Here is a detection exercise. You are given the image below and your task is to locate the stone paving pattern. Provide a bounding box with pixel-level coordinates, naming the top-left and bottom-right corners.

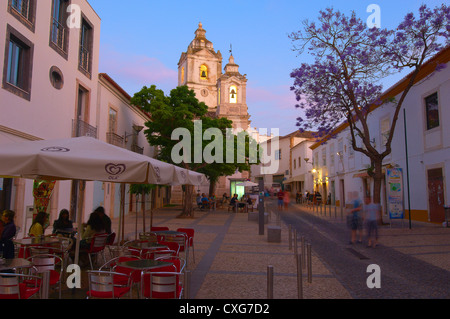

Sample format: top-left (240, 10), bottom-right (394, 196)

top-left (54, 201), bottom-right (449, 299)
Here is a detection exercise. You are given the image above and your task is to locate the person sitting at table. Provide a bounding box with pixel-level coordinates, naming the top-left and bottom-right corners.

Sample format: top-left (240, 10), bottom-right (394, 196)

top-left (52, 209), bottom-right (73, 236)
top-left (0, 210), bottom-right (17, 259)
top-left (80, 212), bottom-right (106, 249)
top-left (93, 206), bottom-right (112, 234)
top-left (196, 193), bottom-right (203, 209)
top-left (201, 193), bottom-right (210, 210)
top-left (229, 194), bottom-right (245, 211)
top-left (28, 211), bottom-right (48, 237)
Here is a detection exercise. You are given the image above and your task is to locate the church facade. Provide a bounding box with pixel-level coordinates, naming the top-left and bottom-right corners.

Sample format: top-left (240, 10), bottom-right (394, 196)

top-left (178, 23), bottom-right (251, 132)
top-left (175, 23), bottom-right (253, 199)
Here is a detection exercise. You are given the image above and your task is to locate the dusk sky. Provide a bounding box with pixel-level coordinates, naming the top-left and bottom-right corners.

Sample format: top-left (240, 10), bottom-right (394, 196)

top-left (89, 0), bottom-right (445, 136)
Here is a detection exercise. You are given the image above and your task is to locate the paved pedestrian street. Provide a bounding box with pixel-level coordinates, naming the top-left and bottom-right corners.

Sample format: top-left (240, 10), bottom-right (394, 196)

top-left (54, 199), bottom-right (449, 300)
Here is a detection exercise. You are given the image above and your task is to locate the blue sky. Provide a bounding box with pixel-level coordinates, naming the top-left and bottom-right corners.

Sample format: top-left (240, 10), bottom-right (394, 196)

top-left (89, 0), bottom-right (445, 136)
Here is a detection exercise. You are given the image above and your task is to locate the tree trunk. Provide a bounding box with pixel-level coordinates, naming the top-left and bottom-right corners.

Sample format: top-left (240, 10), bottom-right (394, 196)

top-left (372, 158), bottom-right (384, 224)
top-left (182, 185), bottom-right (194, 218)
top-left (209, 180), bottom-right (216, 197)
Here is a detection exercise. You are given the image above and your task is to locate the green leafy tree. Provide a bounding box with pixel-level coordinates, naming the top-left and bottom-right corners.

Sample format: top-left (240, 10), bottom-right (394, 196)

top-left (131, 85), bottom-right (259, 217)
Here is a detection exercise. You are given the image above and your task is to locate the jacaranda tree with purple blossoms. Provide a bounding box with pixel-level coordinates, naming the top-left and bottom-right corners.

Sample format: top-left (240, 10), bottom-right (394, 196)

top-left (290, 5), bottom-right (449, 213)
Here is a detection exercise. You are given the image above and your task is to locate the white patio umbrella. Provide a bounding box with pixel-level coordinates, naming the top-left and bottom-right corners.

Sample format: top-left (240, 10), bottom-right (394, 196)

top-left (236, 181), bottom-right (259, 187)
top-left (172, 165), bottom-right (208, 186)
top-left (0, 136), bottom-right (204, 264)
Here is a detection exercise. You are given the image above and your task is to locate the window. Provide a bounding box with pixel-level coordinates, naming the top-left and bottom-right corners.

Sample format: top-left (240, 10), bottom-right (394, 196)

top-left (50, 0), bottom-right (70, 58)
top-left (294, 159), bottom-right (297, 169)
top-left (49, 66), bottom-right (64, 89)
top-left (322, 148), bottom-right (327, 166)
top-left (425, 92), bottom-right (439, 130)
top-left (8, 0), bottom-right (36, 32)
top-left (275, 149), bottom-right (282, 161)
top-left (79, 16), bottom-right (93, 78)
top-left (200, 65), bottom-right (208, 80)
top-left (2, 25), bottom-right (34, 100)
top-left (229, 85), bottom-right (237, 104)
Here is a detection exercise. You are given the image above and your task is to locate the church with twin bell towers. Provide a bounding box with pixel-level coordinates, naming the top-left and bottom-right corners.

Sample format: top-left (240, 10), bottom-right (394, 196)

top-left (175, 22), bottom-right (252, 198)
top-left (178, 23), bottom-right (251, 131)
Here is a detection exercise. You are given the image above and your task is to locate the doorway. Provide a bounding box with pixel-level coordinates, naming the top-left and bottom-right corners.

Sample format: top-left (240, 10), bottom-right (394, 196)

top-left (427, 168), bottom-right (445, 223)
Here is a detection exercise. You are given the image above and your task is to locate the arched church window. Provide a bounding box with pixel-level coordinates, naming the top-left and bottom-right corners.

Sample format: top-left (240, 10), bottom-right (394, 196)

top-left (200, 65), bottom-right (208, 80)
top-left (229, 85), bottom-right (237, 104)
top-left (181, 67), bottom-right (185, 83)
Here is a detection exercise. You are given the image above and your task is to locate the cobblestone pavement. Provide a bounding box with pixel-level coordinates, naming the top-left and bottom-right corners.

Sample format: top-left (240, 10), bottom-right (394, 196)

top-left (53, 199), bottom-right (449, 300)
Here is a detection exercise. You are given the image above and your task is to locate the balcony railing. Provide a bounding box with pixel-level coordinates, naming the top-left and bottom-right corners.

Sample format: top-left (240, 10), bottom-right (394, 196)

top-left (51, 18), bottom-right (66, 51)
top-left (131, 144), bottom-right (144, 154)
top-left (72, 119), bottom-right (97, 138)
top-left (79, 47), bottom-right (90, 75)
top-left (106, 132), bottom-right (124, 148)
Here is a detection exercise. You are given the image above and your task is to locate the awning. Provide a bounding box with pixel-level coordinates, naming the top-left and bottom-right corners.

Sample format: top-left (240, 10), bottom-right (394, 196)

top-left (284, 175), bottom-right (305, 184)
top-left (353, 172), bottom-right (370, 178)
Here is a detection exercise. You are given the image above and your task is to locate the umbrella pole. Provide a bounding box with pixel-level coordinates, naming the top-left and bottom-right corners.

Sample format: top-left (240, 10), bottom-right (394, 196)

top-left (74, 180), bottom-right (85, 266)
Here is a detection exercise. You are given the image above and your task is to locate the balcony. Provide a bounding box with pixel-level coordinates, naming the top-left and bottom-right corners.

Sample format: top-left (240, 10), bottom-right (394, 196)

top-left (131, 143), bottom-right (144, 154)
top-left (72, 119), bottom-right (97, 138)
top-left (106, 132), bottom-right (124, 148)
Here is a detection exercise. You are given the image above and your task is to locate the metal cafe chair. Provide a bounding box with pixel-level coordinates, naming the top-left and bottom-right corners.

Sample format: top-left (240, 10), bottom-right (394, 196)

top-left (26, 253), bottom-right (64, 299)
top-left (0, 272), bottom-right (42, 299)
top-left (85, 233), bottom-right (109, 269)
top-left (140, 266), bottom-right (183, 299)
top-left (86, 270), bottom-right (132, 299)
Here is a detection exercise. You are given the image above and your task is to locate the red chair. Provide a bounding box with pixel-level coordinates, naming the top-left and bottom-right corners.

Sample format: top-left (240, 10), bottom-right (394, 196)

top-left (86, 270), bottom-right (132, 299)
top-left (155, 256), bottom-right (186, 273)
top-left (106, 232), bottom-right (116, 246)
top-left (26, 254), bottom-right (63, 299)
top-left (0, 273), bottom-right (41, 299)
top-left (158, 241), bottom-right (180, 256)
top-left (177, 228), bottom-right (195, 264)
top-left (85, 233), bottom-right (109, 269)
top-left (140, 264), bottom-right (183, 299)
top-left (142, 248), bottom-right (177, 260)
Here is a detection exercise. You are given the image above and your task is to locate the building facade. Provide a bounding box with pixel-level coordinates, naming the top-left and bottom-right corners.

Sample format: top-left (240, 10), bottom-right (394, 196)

top-left (0, 1), bottom-right (166, 238)
top-left (251, 130), bottom-right (315, 194)
top-left (310, 47), bottom-right (450, 224)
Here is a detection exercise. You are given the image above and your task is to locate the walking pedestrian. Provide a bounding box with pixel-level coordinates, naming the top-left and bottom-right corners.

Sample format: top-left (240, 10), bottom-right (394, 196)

top-left (277, 189), bottom-right (284, 210)
top-left (348, 192), bottom-right (363, 244)
top-left (364, 196), bottom-right (381, 248)
top-left (283, 191), bottom-right (290, 209)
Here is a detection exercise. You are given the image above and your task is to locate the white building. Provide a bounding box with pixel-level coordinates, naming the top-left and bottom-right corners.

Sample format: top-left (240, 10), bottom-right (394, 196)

top-left (310, 46), bottom-right (450, 224)
top-left (251, 130), bottom-right (315, 194)
top-left (0, 0), bottom-right (101, 237)
top-left (0, 1), bottom-right (165, 238)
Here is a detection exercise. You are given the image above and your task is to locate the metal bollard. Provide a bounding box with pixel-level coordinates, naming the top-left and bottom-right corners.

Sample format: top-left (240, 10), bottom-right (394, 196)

top-left (294, 229), bottom-right (298, 257)
top-left (289, 225), bottom-right (292, 251)
top-left (307, 243), bottom-right (312, 283)
top-left (297, 254), bottom-right (303, 299)
top-left (267, 266), bottom-right (274, 299)
top-left (301, 236), bottom-right (306, 269)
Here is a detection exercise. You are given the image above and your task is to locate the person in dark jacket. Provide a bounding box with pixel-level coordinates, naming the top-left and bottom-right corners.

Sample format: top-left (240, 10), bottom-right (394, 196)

top-left (0, 210), bottom-right (17, 259)
top-left (52, 209), bottom-right (74, 235)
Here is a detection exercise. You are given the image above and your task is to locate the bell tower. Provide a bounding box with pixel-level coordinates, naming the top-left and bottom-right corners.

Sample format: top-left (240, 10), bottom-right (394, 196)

top-left (217, 54), bottom-right (250, 131)
top-left (178, 22), bottom-right (222, 112)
